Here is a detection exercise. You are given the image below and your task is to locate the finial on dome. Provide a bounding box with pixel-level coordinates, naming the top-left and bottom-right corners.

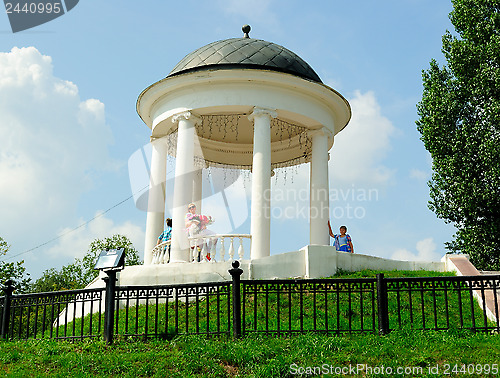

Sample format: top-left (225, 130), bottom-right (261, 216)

top-left (242, 25), bottom-right (251, 38)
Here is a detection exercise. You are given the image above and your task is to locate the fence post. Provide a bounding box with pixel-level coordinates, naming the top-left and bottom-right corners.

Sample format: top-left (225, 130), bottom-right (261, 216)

top-left (103, 270), bottom-right (117, 344)
top-left (1, 280), bottom-right (15, 339)
top-left (228, 260), bottom-right (243, 338)
top-left (376, 273), bottom-right (390, 335)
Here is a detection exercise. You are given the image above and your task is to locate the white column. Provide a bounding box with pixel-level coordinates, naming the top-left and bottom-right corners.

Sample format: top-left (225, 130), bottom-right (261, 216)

top-left (144, 137), bottom-right (167, 265)
top-left (310, 129), bottom-right (331, 246)
top-left (170, 111), bottom-right (201, 262)
top-left (249, 107), bottom-right (277, 259)
top-left (192, 168), bottom-right (202, 213)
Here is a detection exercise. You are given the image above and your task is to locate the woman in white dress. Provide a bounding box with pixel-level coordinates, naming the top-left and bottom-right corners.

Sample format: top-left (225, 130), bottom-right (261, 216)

top-left (185, 203), bottom-right (217, 261)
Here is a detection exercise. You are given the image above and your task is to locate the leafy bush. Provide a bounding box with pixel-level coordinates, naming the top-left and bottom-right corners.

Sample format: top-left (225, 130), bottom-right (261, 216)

top-left (31, 234), bottom-right (142, 292)
top-left (0, 237), bottom-right (31, 293)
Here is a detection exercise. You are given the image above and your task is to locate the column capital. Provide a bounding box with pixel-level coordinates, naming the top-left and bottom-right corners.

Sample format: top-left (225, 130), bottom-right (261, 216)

top-left (308, 126), bottom-right (333, 139)
top-left (172, 111), bottom-right (202, 126)
top-left (150, 135), bottom-right (169, 144)
top-left (248, 107), bottom-right (278, 122)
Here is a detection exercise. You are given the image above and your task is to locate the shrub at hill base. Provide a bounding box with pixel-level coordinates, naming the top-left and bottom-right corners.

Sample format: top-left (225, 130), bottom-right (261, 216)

top-left (0, 237), bottom-right (31, 294)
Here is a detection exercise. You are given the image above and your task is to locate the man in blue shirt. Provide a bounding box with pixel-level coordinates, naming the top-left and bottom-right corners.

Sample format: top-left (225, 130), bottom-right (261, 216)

top-left (157, 218), bottom-right (172, 244)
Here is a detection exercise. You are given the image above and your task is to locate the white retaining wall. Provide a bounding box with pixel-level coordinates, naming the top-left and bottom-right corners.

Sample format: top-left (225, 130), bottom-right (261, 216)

top-left (88, 245), bottom-right (446, 288)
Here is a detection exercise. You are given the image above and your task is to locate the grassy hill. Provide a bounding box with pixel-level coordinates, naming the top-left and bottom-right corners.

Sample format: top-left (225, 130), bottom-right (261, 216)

top-left (0, 330), bottom-right (499, 377)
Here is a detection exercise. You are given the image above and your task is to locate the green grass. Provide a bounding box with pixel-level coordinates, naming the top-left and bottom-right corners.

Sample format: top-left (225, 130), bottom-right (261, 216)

top-left (0, 330), bottom-right (499, 377)
top-left (332, 268), bottom-right (456, 278)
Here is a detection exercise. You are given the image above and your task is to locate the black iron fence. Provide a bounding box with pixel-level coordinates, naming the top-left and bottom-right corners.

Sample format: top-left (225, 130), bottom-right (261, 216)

top-left (0, 262), bottom-right (499, 343)
top-left (0, 284), bottom-right (104, 341)
top-left (0, 279), bottom-right (231, 343)
top-left (113, 282), bottom-right (231, 340)
top-left (239, 273), bottom-right (500, 337)
top-left (241, 277), bottom-right (377, 336)
top-left (384, 275), bottom-right (499, 333)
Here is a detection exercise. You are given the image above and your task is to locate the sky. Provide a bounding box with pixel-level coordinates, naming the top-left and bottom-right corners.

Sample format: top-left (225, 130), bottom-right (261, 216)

top-left (0, 0), bottom-right (458, 280)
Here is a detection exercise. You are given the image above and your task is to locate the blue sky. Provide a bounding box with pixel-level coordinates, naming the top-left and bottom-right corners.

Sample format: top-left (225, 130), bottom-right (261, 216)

top-left (0, 0), bottom-right (457, 279)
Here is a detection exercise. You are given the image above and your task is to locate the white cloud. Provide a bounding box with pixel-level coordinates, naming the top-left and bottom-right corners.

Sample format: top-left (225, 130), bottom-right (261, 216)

top-left (0, 47), bottom-right (117, 267)
top-left (410, 151), bottom-right (433, 181)
top-left (329, 90), bottom-right (396, 185)
top-left (391, 237), bottom-right (443, 262)
top-left (47, 212), bottom-right (145, 260)
top-left (410, 168), bottom-right (428, 181)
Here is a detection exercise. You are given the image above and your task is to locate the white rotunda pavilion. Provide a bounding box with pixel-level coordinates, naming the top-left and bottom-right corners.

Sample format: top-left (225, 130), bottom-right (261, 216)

top-left (137, 26), bottom-right (351, 267)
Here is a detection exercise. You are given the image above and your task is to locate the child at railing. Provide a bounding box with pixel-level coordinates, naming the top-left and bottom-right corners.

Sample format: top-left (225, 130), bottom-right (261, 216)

top-left (328, 221), bottom-right (354, 253)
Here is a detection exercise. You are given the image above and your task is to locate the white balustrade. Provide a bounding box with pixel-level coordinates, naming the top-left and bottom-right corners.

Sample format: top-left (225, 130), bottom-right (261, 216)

top-left (228, 238), bottom-right (235, 261)
top-left (188, 234), bottom-right (251, 263)
top-left (151, 241), bottom-right (171, 264)
top-left (151, 235), bottom-right (251, 264)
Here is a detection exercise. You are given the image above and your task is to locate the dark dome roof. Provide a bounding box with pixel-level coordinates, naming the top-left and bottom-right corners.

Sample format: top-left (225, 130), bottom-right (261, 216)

top-left (168, 38), bottom-right (322, 83)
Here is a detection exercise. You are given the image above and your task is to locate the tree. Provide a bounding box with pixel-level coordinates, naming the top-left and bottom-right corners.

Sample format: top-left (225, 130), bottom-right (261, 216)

top-left (80, 234), bottom-right (142, 285)
top-left (416, 0), bottom-right (500, 270)
top-left (0, 237), bottom-right (31, 293)
top-left (32, 234), bottom-right (143, 292)
top-left (29, 264), bottom-right (86, 293)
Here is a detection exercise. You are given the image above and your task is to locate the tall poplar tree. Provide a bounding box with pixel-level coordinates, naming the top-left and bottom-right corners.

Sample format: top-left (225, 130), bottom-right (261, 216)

top-left (416, 0), bottom-right (500, 270)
